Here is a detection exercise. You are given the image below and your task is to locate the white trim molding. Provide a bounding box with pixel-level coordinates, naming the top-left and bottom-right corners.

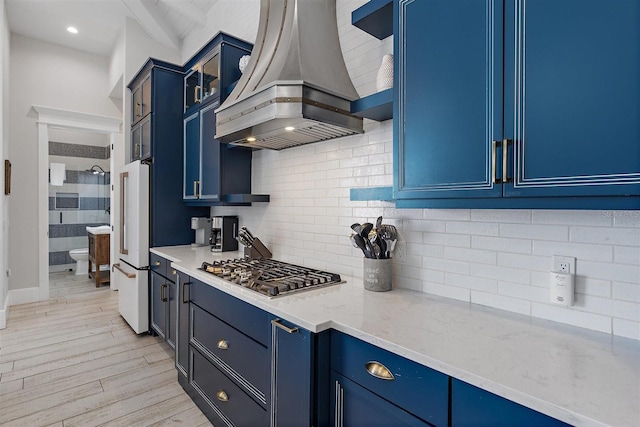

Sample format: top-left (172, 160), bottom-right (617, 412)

top-left (32, 105), bottom-right (122, 303)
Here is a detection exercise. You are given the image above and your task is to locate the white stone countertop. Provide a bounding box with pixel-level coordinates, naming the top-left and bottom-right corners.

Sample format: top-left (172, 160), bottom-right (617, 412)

top-left (151, 245), bottom-right (640, 427)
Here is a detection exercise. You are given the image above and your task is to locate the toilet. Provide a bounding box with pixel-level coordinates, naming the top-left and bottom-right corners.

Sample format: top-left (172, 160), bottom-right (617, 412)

top-left (69, 248), bottom-right (89, 275)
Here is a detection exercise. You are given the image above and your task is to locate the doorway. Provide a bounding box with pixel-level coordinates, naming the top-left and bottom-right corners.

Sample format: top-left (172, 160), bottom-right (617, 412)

top-left (33, 105), bottom-right (122, 301)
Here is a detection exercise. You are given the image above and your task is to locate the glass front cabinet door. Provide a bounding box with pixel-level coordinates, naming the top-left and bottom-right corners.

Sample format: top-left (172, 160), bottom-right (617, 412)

top-left (184, 51), bottom-right (220, 113)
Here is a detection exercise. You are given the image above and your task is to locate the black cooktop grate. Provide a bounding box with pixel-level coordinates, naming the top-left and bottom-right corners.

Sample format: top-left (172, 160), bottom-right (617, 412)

top-left (199, 258), bottom-right (343, 297)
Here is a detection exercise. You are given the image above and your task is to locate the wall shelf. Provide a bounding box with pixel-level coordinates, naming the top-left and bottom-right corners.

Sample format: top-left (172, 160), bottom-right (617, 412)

top-left (350, 89), bottom-right (393, 121)
top-left (352, 0), bottom-right (393, 40)
top-left (350, 186), bottom-right (394, 202)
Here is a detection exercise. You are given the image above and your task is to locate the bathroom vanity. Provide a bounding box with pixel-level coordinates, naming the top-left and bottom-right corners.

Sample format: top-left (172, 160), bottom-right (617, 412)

top-left (88, 231), bottom-right (110, 287)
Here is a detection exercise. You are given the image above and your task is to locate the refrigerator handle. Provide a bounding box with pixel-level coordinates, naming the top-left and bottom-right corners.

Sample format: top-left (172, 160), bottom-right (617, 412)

top-left (113, 263), bottom-right (136, 278)
top-left (119, 172), bottom-right (129, 255)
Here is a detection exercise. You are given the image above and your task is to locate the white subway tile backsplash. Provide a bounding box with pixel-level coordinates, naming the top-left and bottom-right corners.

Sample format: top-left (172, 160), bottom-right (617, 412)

top-left (500, 223), bottom-right (569, 242)
top-left (498, 282), bottom-right (548, 303)
top-left (612, 319), bottom-right (640, 341)
top-left (446, 221), bottom-right (500, 236)
top-left (470, 264), bottom-right (530, 285)
top-left (574, 277), bottom-right (612, 298)
top-left (614, 246), bottom-right (640, 265)
top-left (471, 210), bottom-right (531, 224)
top-left (423, 282), bottom-right (471, 302)
top-left (446, 273), bottom-right (497, 293)
top-left (577, 261), bottom-right (640, 284)
top-left (612, 282), bottom-right (640, 303)
top-left (531, 210), bottom-right (613, 226)
top-left (444, 247), bottom-right (497, 265)
top-left (210, 1), bottom-right (639, 340)
top-left (570, 226), bottom-right (640, 246)
top-left (471, 236), bottom-right (532, 254)
top-left (531, 304), bottom-right (612, 334)
top-left (471, 291), bottom-right (532, 316)
top-left (532, 240), bottom-right (613, 263)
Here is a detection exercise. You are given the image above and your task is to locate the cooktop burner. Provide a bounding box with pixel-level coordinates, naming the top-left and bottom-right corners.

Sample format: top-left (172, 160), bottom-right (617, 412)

top-left (199, 258), bottom-right (344, 297)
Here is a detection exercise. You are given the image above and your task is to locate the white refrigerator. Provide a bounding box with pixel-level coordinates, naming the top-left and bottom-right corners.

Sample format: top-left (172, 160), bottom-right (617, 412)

top-left (113, 160), bottom-right (150, 334)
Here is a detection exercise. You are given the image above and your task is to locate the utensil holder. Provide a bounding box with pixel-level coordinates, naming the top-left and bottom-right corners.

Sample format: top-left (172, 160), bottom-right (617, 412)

top-left (363, 258), bottom-right (392, 292)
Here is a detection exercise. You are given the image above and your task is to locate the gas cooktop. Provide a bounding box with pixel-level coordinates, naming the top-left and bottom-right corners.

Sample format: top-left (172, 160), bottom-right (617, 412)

top-left (199, 258), bottom-right (344, 297)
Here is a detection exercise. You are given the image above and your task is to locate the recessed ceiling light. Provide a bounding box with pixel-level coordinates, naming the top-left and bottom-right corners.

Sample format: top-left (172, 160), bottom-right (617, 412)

top-left (67, 27), bottom-right (78, 34)
top-left (285, 126), bottom-right (295, 131)
top-left (247, 137), bottom-right (256, 142)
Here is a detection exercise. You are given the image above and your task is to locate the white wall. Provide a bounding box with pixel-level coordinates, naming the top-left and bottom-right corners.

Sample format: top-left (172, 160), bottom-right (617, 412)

top-left (0, 0), bottom-right (8, 328)
top-left (181, 0), bottom-right (260, 63)
top-left (203, 0), bottom-right (639, 340)
top-left (8, 34), bottom-right (121, 293)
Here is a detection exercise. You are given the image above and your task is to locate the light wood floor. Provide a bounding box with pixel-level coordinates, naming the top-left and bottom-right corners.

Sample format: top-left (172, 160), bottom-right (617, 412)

top-left (0, 271), bottom-right (212, 427)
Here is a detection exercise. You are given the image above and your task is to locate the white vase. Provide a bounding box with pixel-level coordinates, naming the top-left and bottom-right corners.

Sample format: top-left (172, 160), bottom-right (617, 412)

top-left (376, 54), bottom-right (394, 92)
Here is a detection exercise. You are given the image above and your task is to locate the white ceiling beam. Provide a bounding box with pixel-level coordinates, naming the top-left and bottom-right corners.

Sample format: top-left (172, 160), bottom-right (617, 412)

top-left (159, 0), bottom-right (207, 27)
top-left (122, 0), bottom-right (181, 49)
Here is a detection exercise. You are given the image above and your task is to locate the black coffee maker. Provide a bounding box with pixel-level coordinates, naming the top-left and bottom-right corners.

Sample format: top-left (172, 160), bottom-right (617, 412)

top-left (210, 216), bottom-right (239, 252)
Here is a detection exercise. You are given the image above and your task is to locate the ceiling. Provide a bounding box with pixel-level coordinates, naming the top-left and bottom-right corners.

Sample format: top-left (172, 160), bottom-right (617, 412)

top-left (6, 0), bottom-right (217, 57)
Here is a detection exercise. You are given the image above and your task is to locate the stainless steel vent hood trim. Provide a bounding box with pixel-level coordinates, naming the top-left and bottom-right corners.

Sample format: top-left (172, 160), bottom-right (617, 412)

top-left (215, 0), bottom-right (363, 150)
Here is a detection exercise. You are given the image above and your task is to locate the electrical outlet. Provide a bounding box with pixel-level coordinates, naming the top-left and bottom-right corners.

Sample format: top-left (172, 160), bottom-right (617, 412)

top-left (552, 255), bottom-right (575, 274)
top-left (395, 241), bottom-right (407, 263)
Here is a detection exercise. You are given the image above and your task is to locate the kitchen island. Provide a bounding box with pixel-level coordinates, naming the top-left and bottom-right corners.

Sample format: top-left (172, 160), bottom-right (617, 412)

top-left (151, 245), bottom-right (639, 427)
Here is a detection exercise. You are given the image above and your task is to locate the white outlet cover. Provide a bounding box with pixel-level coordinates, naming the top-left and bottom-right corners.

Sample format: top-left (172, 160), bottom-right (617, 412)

top-left (552, 255), bottom-right (576, 275)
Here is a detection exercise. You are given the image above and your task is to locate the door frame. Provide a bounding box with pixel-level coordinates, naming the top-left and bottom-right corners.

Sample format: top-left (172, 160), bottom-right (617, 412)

top-left (33, 105), bottom-right (122, 301)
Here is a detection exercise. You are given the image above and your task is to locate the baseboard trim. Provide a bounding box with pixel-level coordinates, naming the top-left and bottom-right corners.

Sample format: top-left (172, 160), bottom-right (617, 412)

top-left (8, 286), bottom-right (40, 306)
top-left (0, 294), bottom-right (8, 329)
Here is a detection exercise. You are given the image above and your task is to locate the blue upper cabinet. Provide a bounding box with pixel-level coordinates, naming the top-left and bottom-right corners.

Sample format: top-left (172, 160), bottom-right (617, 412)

top-left (394, 0), bottom-right (503, 200)
top-left (502, 0), bottom-right (640, 199)
top-left (394, 0), bottom-right (640, 209)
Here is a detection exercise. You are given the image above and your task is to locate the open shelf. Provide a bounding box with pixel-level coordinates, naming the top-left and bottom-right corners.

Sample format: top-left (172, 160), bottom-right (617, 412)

top-left (351, 88), bottom-right (393, 121)
top-left (352, 0), bottom-right (393, 40)
top-left (350, 186), bottom-right (394, 201)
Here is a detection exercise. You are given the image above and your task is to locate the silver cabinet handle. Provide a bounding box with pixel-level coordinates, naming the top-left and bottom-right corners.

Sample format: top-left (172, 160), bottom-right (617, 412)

top-left (217, 340), bottom-right (229, 350)
top-left (154, 261), bottom-right (161, 266)
top-left (271, 318), bottom-right (298, 334)
top-left (365, 361), bottom-right (394, 380)
top-left (502, 138), bottom-right (512, 183)
top-left (492, 140), bottom-right (499, 184)
top-left (171, 269), bottom-right (176, 276)
top-left (161, 284), bottom-right (168, 302)
top-left (216, 390), bottom-right (228, 402)
top-left (182, 282), bottom-right (190, 304)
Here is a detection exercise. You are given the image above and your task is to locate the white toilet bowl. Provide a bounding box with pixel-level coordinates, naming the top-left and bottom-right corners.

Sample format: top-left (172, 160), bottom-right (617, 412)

top-left (69, 248), bottom-right (89, 275)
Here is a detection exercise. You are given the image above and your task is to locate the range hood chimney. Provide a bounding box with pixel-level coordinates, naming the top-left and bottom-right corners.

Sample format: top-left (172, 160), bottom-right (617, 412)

top-left (215, 0), bottom-right (364, 150)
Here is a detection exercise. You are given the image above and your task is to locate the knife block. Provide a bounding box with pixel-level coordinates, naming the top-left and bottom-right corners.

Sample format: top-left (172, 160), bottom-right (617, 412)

top-left (244, 237), bottom-right (272, 260)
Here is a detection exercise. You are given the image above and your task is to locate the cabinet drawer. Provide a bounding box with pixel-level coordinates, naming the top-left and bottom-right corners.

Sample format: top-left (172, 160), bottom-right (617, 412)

top-left (191, 279), bottom-right (270, 346)
top-left (191, 347), bottom-right (268, 426)
top-left (191, 303), bottom-right (269, 402)
top-left (331, 331), bottom-right (449, 427)
top-left (149, 253), bottom-right (168, 279)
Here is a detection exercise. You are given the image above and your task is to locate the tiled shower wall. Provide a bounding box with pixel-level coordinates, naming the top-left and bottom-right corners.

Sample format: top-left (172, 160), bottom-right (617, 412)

top-left (48, 141), bottom-right (110, 272)
top-left (208, 0), bottom-right (639, 340)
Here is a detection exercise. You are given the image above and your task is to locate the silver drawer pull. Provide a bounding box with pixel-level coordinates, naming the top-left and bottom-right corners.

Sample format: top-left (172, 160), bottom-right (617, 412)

top-left (217, 340), bottom-right (229, 350)
top-left (171, 269), bottom-right (176, 276)
top-left (271, 318), bottom-right (299, 334)
top-left (154, 261), bottom-right (161, 266)
top-left (216, 390), bottom-right (229, 402)
top-left (365, 361), bottom-right (395, 380)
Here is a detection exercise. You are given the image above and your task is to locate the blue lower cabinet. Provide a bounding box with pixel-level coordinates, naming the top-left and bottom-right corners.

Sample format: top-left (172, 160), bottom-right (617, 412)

top-left (331, 331), bottom-right (449, 426)
top-left (270, 317), bottom-right (316, 427)
top-left (451, 379), bottom-right (570, 427)
top-left (149, 269), bottom-right (175, 349)
top-left (331, 372), bottom-right (430, 426)
top-left (190, 347), bottom-right (268, 426)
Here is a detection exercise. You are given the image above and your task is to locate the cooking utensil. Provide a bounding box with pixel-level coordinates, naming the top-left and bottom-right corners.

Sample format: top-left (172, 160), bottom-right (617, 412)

top-left (379, 224), bottom-right (398, 258)
top-left (351, 223), bottom-right (362, 235)
top-left (375, 216), bottom-right (383, 231)
top-left (353, 234), bottom-right (372, 258)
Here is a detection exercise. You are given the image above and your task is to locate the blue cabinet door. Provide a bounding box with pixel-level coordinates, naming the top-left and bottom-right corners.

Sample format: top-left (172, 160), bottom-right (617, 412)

top-left (503, 0), bottom-right (640, 198)
top-left (150, 271), bottom-right (167, 340)
top-left (451, 379), bottom-right (570, 427)
top-left (271, 317), bottom-right (314, 427)
top-left (176, 271), bottom-right (190, 381)
top-left (183, 113), bottom-right (200, 200)
top-left (394, 0), bottom-right (504, 200)
top-left (331, 372), bottom-right (430, 426)
top-left (198, 101), bottom-right (222, 201)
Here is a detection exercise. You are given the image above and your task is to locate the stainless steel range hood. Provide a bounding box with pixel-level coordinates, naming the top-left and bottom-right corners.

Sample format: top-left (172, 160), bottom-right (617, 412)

top-left (214, 0), bottom-right (364, 150)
